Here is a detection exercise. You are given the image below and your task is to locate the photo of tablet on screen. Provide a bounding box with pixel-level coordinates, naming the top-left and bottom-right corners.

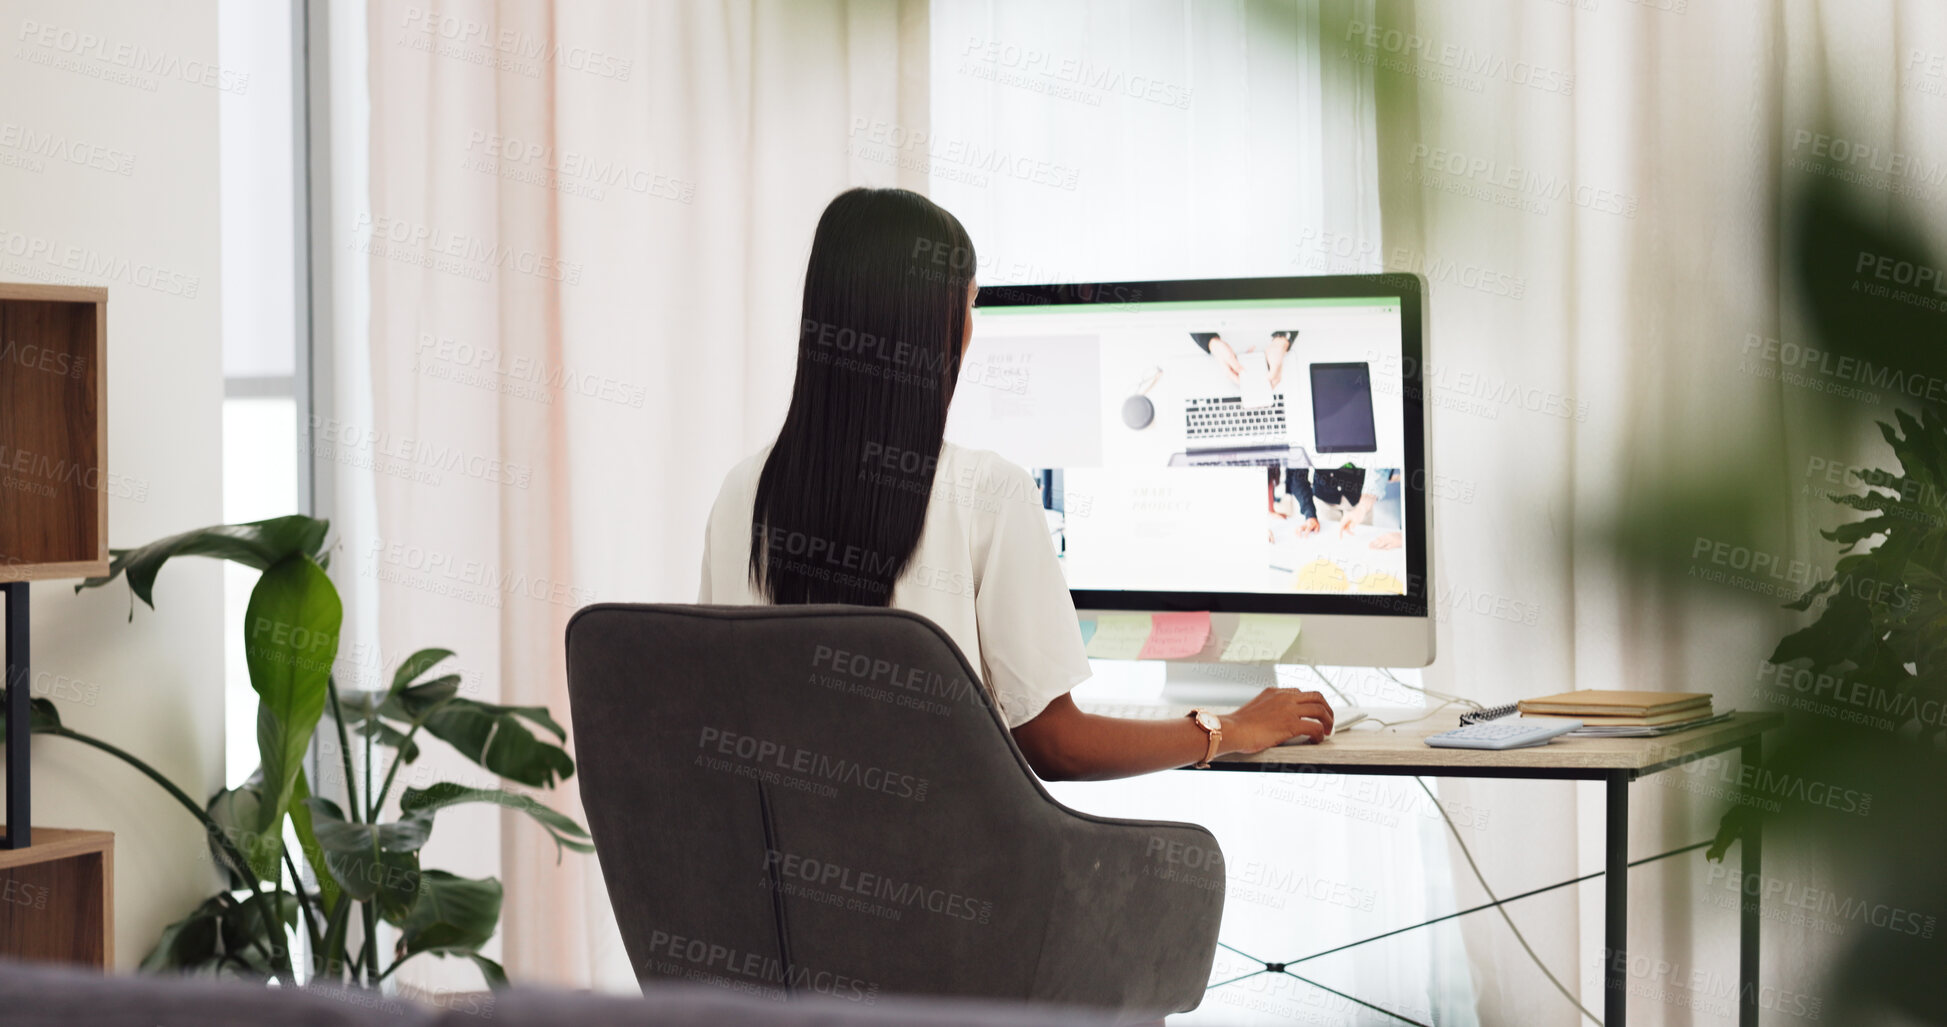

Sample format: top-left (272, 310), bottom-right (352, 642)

top-left (1310, 362), bottom-right (1377, 453)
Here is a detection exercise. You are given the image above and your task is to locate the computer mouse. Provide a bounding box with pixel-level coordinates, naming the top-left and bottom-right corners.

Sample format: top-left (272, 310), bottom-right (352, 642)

top-left (1122, 394), bottom-right (1154, 429)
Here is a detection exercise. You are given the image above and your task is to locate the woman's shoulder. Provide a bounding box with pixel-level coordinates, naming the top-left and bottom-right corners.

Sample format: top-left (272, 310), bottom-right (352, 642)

top-left (709, 445), bottom-right (774, 514)
top-left (935, 442), bottom-right (1041, 519)
top-left (937, 441), bottom-right (1029, 479)
top-left (727, 444), bottom-right (773, 482)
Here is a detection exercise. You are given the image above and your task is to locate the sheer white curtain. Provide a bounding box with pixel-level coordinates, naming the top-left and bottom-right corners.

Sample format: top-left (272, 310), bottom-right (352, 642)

top-left (1368, 0), bottom-right (1947, 1023)
top-left (358, 0), bottom-right (928, 993)
top-left (928, 3), bottom-right (1469, 1025)
top-left (931, 0), bottom-right (1380, 286)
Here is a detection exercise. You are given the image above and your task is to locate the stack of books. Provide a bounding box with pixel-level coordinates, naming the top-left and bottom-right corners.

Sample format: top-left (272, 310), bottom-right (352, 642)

top-left (1517, 690), bottom-right (1728, 737)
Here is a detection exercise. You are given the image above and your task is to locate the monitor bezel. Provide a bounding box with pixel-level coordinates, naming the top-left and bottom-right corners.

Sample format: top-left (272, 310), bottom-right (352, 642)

top-left (972, 273), bottom-right (1429, 618)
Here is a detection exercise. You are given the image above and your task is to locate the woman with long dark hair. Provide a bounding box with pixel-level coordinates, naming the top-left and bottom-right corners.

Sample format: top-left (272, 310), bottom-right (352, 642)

top-left (699, 188), bottom-right (1333, 779)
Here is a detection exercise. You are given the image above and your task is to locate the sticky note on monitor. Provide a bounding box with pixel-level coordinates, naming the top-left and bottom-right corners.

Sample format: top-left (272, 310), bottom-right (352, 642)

top-left (1220, 614), bottom-right (1301, 662)
top-left (1084, 613), bottom-right (1152, 659)
top-left (1139, 611), bottom-right (1211, 659)
top-left (1078, 619), bottom-right (1098, 647)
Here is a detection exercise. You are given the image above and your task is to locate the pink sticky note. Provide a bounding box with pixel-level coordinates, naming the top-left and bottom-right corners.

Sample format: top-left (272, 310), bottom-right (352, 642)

top-left (1139, 611), bottom-right (1211, 660)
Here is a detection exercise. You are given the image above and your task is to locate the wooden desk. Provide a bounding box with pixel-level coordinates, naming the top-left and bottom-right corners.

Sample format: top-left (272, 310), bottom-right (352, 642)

top-left (1197, 712), bottom-right (1783, 1027)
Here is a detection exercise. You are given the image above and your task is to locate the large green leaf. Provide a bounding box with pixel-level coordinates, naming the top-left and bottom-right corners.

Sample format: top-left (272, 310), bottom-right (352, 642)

top-left (75, 515), bottom-right (330, 612)
top-left (398, 870), bottom-right (501, 959)
top-left (399, 783), bottom-right (594, 857)
top-left (382, 680), bottom-right (573, 788)
top-left (418, 701), bottom-right (574, 787)
top-left (242, 555), bottom-right (343, 880)
top-left (304, 796), bottom-right (429, 919)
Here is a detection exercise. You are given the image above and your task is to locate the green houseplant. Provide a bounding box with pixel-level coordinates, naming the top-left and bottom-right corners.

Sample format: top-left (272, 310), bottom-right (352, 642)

top-left (1696, 407), bottom-right (1947, 1016)
top-left (1634, 179), bottom-right (1947, 1019)
top-left (3, 514), bottom-right (589, 989)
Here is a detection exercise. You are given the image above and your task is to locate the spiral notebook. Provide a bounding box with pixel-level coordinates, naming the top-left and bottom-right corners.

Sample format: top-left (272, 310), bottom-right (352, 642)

top-left (1460, 703), bottom-right (1520, 725)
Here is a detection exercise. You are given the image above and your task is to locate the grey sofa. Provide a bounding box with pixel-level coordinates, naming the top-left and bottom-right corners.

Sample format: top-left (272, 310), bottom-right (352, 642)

top-left (0, 956), bottom-right (1116, 1025)
top-left (563, 604), bottom-right (1224, 1023)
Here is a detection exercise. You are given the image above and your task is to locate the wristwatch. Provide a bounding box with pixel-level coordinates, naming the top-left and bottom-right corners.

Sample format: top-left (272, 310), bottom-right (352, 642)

top-left (1187, 708), bottom-right (1223, 769)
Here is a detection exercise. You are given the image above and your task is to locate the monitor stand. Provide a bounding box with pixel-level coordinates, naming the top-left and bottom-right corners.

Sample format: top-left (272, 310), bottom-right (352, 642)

top-left (1159, 661), bottom-right (1277, 708)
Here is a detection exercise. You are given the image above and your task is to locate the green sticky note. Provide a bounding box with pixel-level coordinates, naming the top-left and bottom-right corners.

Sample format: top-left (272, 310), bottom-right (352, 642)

top-left (1220, 614), bottom-right (1301, 662)
top-left (1085, 613), bottom-right (1152, 660)
top-left (1079, 619), bottom-right (1097, 647)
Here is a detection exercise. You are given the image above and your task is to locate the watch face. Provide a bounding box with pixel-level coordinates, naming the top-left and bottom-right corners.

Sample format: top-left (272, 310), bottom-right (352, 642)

top-left (1195, 711), bottom-right (1221, 732)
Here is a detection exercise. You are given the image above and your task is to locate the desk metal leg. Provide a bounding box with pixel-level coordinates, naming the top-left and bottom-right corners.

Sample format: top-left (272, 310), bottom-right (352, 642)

top-left (1739, 738), bottom-right (1762, 1027)
top-left (1605, 771), bottom-right (1629, 1026)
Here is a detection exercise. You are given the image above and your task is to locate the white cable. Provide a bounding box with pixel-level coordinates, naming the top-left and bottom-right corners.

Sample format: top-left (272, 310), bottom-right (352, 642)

top-left (1378, 666), bottom-right (1483, 710)
top-left (1359, 698), bottom-right (1468, 729)
top-left (1302, 665), bottom-right (1469, 730)
top-left (1299, 667), bottom-right (1596, 1020)
top-left (1415, 778), bottom-right (1603, 1025)
top-left (1302, 664), bottom-right (1483, 712)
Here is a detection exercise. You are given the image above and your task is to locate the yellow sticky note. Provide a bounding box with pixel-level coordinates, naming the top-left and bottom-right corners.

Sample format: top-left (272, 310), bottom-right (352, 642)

top-left (1220, 614), bottom-right (1302, 663)
top-left (1084, 613), bottom-right (1153, 660)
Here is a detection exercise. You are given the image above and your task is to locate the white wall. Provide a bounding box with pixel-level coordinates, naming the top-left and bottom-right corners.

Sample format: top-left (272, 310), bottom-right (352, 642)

top-left (0, 0), bottom-right (226, 970)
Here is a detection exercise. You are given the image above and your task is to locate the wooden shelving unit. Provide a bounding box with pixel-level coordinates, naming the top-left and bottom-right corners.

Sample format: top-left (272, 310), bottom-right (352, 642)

top-left (0, 827), bottom-right (112, 967)
top-left (0, 282), bottom-right (109, 583)
top-left (0, 283), bottom-right (110, 855)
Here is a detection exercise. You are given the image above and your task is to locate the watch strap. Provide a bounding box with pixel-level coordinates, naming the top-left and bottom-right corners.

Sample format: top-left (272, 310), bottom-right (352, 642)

top-left (1188, 708), bottom-right (1222, 769)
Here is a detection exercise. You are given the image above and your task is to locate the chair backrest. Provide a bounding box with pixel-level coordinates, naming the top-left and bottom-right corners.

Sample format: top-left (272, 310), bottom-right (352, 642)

top-left (565, 603), bottom-right (1130, 1008)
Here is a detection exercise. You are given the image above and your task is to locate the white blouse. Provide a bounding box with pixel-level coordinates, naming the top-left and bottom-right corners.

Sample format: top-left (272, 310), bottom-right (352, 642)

top-left (698, 442), bottom-right (1092, 728)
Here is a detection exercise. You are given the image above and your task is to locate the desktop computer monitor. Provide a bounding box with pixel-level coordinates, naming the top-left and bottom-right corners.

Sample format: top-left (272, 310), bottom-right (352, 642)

top-left (945, 273), bottom-right (1433, 668)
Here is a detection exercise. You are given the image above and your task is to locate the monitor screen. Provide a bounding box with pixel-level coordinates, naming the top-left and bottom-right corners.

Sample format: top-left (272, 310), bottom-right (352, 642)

top-left (945, 275), bottom-right (1427, 617)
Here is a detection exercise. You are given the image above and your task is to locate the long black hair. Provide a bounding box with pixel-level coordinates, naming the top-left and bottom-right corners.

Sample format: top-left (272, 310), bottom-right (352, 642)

top-left (749, 188), bottom-right (976, 605)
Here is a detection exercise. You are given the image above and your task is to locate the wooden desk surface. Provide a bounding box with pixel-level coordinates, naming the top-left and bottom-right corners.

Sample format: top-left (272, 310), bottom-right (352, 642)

top-left (1209, 711), bottom-right (1783, 777)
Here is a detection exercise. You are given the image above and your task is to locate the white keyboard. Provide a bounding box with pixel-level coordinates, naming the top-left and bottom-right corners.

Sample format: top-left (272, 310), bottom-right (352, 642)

top-left (1424, 717), bottom-right (1582, 750)
top-left (1079, 702), bottom-right (1369, 732)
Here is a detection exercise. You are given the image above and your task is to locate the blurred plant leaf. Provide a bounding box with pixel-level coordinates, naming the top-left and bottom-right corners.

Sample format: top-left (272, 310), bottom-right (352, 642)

top-left (1790, 179), bottom-right (1947, 386)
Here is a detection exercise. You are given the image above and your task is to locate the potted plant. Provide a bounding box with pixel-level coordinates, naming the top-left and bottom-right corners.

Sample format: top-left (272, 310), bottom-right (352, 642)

top-left (6, 514), bottom-right (589, 988)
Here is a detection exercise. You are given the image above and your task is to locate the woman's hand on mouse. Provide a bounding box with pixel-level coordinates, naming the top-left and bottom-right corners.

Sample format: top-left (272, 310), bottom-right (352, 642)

top-left (1223, 688), bottom-right (1335, 753)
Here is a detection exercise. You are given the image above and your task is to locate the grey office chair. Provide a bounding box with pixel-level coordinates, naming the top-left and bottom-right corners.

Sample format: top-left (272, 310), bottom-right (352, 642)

top-left (564, 603), bottom-right (1224, 1023)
